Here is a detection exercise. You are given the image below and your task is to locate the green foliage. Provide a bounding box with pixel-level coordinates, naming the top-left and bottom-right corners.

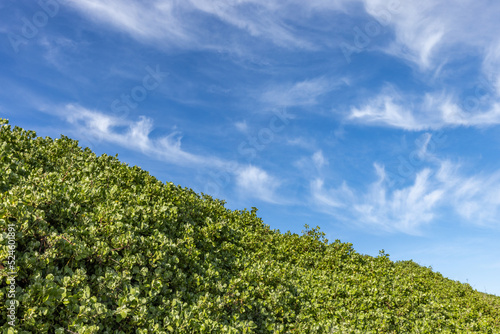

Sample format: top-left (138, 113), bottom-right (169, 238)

top-left (1, 118), bottom-right (500, 333)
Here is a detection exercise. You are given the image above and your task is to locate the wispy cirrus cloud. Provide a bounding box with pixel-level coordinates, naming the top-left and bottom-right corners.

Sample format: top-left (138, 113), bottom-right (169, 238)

top-left (65, 0), bottom-right (189, 44)
top-left (65, 0), bottom-right (342, 51)
top-left (347, 86), bottom-right (500, 130)
top-left (61, 103), bottom-right (220, 167)
top-left (260, 77), bottom-right (344, 107)
top-left (338, 0), bottom-right (500, 136)
top-left (64, 0), bottom-right (500, 73)
top-left (52, 104), bottom-right (286, 204)
top-left (348, 92), bottom-right (423, 130)
top-left (307, 134), bottom-right (500, 234)
top-left (360, 0), bottom-right (500, 71)
top-left (483, 42), bottom-right (500, 96)
top-left (235, 165), bottom-right (282, 203)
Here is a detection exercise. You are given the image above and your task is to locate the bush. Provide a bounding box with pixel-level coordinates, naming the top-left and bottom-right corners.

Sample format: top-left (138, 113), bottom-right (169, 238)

top-left (1, 118), bottom-right (500, 333)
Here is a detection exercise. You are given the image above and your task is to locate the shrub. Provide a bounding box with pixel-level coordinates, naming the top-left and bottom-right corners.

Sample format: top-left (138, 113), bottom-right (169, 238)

top-left (1, 118), bottom-right (499, 333)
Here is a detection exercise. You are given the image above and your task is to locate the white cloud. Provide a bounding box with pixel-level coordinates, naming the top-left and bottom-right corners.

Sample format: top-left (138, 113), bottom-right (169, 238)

top-left (293, 150), bottom-right (328, 179)
top-left (312, 167), bottom-right (444, 234)
top-left (312, 150), bottom-right (327, 169)
top-left (348, 87), bottom-right (500, 130)
top-left (61, 104), bottom-right (221, 167)
top-left (49, 104), bottom-right (289, 204)
top-left (62, 0), bottom-right (500, 81)
top-left (235, 165), bottom-right (281, 203)
top-left (187, 0), bottom-right (315, 49)
top-left (286, 137), bottom-right (316, 150)
top-left (235, 120), bottom-right (248, 133)
top-left (343, 1), bottom-right (500, 132)
top-left (260, 77), bottom-right (339, 107)
top-left (309, 137), bottom-right (500, 233)
top-left (66, 0), bottom-right (188, 44)
top-left (443, 167), bottom-right (500, 226)
top-left (65, 0), bottom-right (340, 51)
top-left (416, 133), bottom-right (432, 158)
top-left (349, 94), bottom-right (423, 130)
top-left (310, 178), bottom-right (353, 210)
top-left (360, 0), bottom-right (500, 71)
top-left (483, 42), bottom-right (500, 96)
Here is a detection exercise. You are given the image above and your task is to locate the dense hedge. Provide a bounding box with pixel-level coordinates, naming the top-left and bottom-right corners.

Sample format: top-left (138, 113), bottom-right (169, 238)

top-left (1, 118), bottom-right (500, 333)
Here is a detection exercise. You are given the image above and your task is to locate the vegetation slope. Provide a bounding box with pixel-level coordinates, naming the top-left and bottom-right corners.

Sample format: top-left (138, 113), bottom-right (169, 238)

top-left (1, 119), bottom-right (499, 333)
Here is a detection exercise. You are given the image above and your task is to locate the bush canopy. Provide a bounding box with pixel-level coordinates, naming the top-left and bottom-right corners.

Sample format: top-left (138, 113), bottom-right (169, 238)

top-left (1, 119), bottom-right (500, 333)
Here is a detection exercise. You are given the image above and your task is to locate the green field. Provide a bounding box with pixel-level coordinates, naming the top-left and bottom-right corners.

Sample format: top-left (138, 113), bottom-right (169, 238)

top-left (1, 119), bottom-right (500, 333)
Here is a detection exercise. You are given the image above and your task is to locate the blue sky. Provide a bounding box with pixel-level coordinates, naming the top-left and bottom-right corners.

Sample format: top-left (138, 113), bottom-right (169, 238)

top-left (2, 0), bottom-right (500, 295)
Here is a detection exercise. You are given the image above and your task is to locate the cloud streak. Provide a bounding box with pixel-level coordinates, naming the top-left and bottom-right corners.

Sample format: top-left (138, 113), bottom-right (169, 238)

top-left (62, 104), bottom-right (210, 166)
top-left (308, 134), bottom-right (500, 234)
top-left (260, 77), bottom-right (344, 107)
top-left (53, 104), bottom-right (286, 204)
top-left (65, 0), bottom-right (341, 52)
top-left (235, 165), bottom-right (281, 203)
top-left (347, 86), bottom-right (500, 130)
top-left (360, 0), bottom-right (500, 70)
